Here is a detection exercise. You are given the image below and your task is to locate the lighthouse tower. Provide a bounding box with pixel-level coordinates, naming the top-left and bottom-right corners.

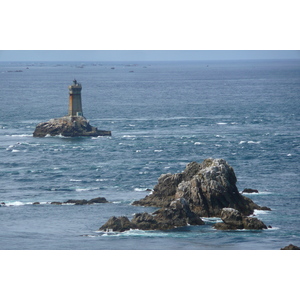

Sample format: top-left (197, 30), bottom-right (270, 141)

top-left (68, 79), bottom-right (83, 117)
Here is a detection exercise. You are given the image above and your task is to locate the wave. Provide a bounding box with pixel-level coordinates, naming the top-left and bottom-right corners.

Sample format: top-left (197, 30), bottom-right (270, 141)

top-left (217, 122), bottom-right (227, 125)
top-left (1, 201), bottom-right (48, 206)
top-left (239, 141), bottom-right (261, 145)
top-left (6, 134), bottom-right (32, 137)
top-left (75, 188), bottom-right (99, 192)
top-left (70, 179), bottom-right (82, 182)
top-left (241, 191), bottom-right (273, 195)
top-left (134, 188), bottom-right (151, 192)
top-left (252, 209), bottom-right (271, 215)
top-left (247, 141), bottom-right (261, 144)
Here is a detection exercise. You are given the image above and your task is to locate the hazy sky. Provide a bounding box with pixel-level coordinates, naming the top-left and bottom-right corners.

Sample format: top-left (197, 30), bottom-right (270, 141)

top-left (0, 50), bottom-right (299, 62)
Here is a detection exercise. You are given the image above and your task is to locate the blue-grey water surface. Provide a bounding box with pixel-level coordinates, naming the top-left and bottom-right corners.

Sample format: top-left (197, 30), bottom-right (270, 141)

top-left (0, 60), bottom-right (299, 249)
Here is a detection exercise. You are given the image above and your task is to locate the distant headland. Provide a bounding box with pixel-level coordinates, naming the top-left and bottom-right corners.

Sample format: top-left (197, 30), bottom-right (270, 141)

top-left (33, 80), bottom-right (111, 137)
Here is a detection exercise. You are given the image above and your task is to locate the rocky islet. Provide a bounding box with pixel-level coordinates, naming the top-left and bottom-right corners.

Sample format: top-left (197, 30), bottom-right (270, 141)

top-left (99, 158), bottom-right (271, 232)
top-left (33, 116), bottom-right (111, 138)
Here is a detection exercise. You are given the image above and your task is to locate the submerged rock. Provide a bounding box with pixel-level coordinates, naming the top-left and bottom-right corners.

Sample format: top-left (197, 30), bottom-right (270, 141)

top-left (132, 158), bottom-right (270, 217)
top-left (214, 208), bottom-right (268, 230)
top-left (99, 198), bottom-right (204, 232)
top-left (33, 116), bottom-right (111, 138)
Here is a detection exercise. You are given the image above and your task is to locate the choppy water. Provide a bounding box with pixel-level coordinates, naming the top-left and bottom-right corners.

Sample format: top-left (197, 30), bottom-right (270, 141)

top-left (0, 60), bottom-right (299, 249)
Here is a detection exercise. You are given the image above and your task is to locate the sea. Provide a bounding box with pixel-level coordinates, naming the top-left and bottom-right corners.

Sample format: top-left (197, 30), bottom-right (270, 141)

top-left (0, 59), bottom-right (299, 250)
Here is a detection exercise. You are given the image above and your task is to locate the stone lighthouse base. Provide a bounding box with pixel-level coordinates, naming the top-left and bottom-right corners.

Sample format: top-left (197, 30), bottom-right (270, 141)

top-left (33, 116), bottom-right (111, 138)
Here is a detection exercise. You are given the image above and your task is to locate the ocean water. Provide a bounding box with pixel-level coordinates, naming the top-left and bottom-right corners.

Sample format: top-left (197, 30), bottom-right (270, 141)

top-left (0, 59), bottom-right (299, 250)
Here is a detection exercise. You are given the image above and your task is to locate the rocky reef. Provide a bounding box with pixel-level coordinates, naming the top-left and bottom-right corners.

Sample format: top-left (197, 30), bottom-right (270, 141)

top-left (214, 208), bottom-right (268, 230)
top-left (99, 198), bottom-right (204, 232)
top-left (281, 244), bottom-right (300, 250)
top-left (33, 116), bottom-right (111, 137)
top-left (132, 158), bottom-right (270, 217)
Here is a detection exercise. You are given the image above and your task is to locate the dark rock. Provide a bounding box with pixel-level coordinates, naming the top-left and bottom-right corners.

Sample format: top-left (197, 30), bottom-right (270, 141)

top-left (51, 202), bottom-right (62, 205)
top-left (33, 116), bottom-right (111, 138)
top-left (242, 188), bottom-right (259, 194)
top-left (214, 208), bottom-right (268, 230)
top-left (99, 198), bottom-right (204, 232)
top-left (87, 197), bottom-right (108, 204)
top-left (50, 197), bottom-right (109, 206)
top-left (281, 244), bottom-right (300, 250)
top-left (99, 216), bottom-right (132, 232)
top-left (260, 206), bottom-right (271, 211)
top-left (133, 158), bottom-right (270, 217)
top-left (32, 202), bottom-right (40, 205)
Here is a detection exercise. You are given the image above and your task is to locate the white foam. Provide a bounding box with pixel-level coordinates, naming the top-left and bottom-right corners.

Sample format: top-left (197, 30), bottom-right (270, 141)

top-left (266, 226), bottom-right (279, 230)
top-left (70, 179), bottom-right (82, 182)
top-left (252, 209), bottom-right (270, 215)
top-left (134, 188), bottom-right (149, 192)
top-left (154, 150), bottom-right (163, 152)
top-left (122, 135), bottom-right (136, 138)
top-left (12, 149), bottom-right (20, 152)
top-left (10, 134), bottom-right (32, 137)
top-left (75, 188), bottom-right (99, 192)
top-left (95, 179), bottom-right (108, 182)
top-left (248, 141), bottom-right (261, 144)
top-left (239, 141), bottom-right (247, 144)
top-left (6, 201), bottom-right (25, 206)
top-left (194, 142), bottom-right (202, 145)
top-left (242, 191), bottom-right (273, 195)
top-left (217, 122), bottom-right (227, 125)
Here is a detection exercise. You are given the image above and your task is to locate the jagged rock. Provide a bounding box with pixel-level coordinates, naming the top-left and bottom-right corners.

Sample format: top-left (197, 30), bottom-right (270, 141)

top-left (132, 158), bottom-right (270, 217)
top-left (33, 116), bottom-right (111, 138)
top-left (99, 198), bottom-right (204, 232)
top-left (281, 244), bottom-right (300, 250)
top-left (214, 208), bottom-right (267, 230)
top-left (32, 202), bottom-right (40, 205)
top-left (242, 188), bottom-right (259, 194)
top-left (99, 216), bottom-right (132, 232)
top-left (51, 202), bottom-right (62, 205)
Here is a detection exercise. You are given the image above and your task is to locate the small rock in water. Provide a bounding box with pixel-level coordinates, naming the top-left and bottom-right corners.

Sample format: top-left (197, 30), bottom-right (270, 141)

top-left (242, 188), bottom-right (259, 194)
top-left (281, 244), bottom-right (300, 250)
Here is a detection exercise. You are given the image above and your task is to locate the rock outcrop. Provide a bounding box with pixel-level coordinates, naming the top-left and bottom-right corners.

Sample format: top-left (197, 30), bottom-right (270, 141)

top-left (132, 158), bottom-right (271, 217)
top-left (99, 198), bottom-right (204, 232)
top-left (281, 244), bottom-right (300, 250)
top-left (214, 208), bottom-right (267, 230)
top-left (33, 116), bottom-right (111, 137)
top-left (50, 197), bottom-right (108, 205)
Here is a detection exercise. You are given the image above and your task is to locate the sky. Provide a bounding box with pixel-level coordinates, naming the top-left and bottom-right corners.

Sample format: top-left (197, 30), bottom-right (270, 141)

top-left (0, 50), bottom-right (299, 62)
top-left (2, 1), bottom-right (299, 63)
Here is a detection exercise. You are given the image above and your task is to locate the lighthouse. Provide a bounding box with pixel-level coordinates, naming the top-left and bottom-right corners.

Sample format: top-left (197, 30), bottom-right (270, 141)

top-left (68, 79), bottom-right (83, 117)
